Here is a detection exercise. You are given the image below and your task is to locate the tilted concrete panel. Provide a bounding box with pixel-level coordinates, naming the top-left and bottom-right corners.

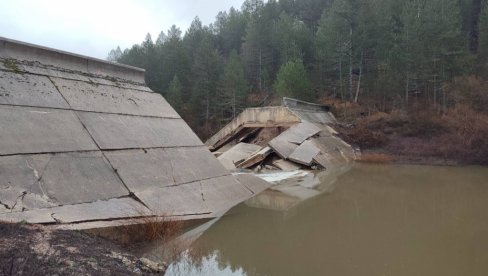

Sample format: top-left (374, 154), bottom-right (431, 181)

top-left (105, 147), bottom-right (229, 193)
top-left (0, 71), bottom-right (69, 108)
top-left (135, 182), bottom-right (210, 216)
top-left (0, 105), bottom-right (98, 155)
top-left (51, 77), bottom-right (179, 118)
top-left (0, 37), bottom-right (267, 227)
top-left (77, 112), bottom-right (202, 149)
top-left (201, 175), bottom-right (253, 213)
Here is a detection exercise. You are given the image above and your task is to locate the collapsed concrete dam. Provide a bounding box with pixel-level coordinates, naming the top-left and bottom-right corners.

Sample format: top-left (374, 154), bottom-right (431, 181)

top-left (0, 37), bottom-right (269, 229)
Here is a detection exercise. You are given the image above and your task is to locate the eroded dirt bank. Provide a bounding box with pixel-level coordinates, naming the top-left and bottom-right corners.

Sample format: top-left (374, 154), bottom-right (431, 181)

top-left (0, 222), bottom-right (165, 275)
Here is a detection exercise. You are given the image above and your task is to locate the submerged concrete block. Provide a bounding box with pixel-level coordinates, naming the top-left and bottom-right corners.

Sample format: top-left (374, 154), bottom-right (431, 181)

top-left (0, 105), bottom-right (98, 155)
top-left (0, 71), bottom-right (69, 108)
top-left (77, 112), bottom-right (202, 150)
top-left (51, 77), bottom-right (179, 118)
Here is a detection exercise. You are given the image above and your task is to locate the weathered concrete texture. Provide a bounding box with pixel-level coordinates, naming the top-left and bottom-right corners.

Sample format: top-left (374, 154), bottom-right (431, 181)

top-left (77, 112), bottom-right (202, 149)
top-left (0, 105), bottom-right (98, 155)
top-left (51, 77), bottom-right (179, 118)
top-left (312, 136), bottom-right (356, 169)
top-left (288, 140), bottom-right (321, 166)
top-left (205, 106), bottom-right (300, 151)
top-left (0, 152), bottom-right (129, 209)
top-left (135, 182), bottom-right (210, 216)
top-left (105, 147), bottom-right (228, 192)
top-left (217, 143), bottom-right (262, 170)
top-left (0, 37), bottom-right (268, 227)
top-left (200, 175), bottom-right (253, 213)
top-left (0, 209), bottom-right (56, 224)
top-left (39, 152), bottom-right (130, 205)
top-left (50, 198), bottom-right (149, 223)
top-left (273, 159), bottom-right (301, 171)
top-left (234, 174), bottom-right (270, 195)
top-left (0, 71), bottom-right (69, 108)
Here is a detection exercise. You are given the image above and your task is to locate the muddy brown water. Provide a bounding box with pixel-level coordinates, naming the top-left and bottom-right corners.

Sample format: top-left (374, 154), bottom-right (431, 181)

top-left (162, 164), bottom-right (488, 276)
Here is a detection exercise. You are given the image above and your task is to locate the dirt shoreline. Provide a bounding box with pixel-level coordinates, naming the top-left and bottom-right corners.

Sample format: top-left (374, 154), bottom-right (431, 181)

top-left (0, 222), bottom-right (165, 275)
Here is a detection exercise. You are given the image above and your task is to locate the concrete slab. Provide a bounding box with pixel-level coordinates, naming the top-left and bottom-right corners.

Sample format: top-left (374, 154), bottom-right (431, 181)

top-left (0, 208), bottom-right (56, 224)
top-left (135, 182), bottom-right (210, 216)
top-left (39, 152), bottom-right (129, 205)
top-left (51, 198), bottom-right (149, 223)
top-left (288, 140), bottom-right (321, 166)
top-left (0, 71), bottom-right (69, 108)
top-left (77, 112), bottom-right (202, 150)
top-left (268, 138), bottom-right (298, 159)
top-left (105, 147), bottom-right (228, 193)
top-left (238, 146), bottom-right (272, 169)
top-left (165, 147), bottom-right (229, 184)
top-left (272, 159), bottom-right (301, 171)
top-left (234, 174), bottom-right (270, 195)
top-left (217, 143), bottom-right (262, 170)
top-left (52, 77), bottom-right (179, 118)
top-left (279, 122), bottom-right (321, 144)
top-left (104, 149), bottom-right (174, 192)
top-left (201, 175), bottom-right (253, 213)
top-left (0, 105), bottom-right (98, 155)
top-left (268, 122), bottom-right (321, 159)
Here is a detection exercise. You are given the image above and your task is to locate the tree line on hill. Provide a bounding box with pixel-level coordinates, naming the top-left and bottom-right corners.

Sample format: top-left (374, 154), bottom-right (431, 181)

top-left (108, 0), bottom-right (488, 139)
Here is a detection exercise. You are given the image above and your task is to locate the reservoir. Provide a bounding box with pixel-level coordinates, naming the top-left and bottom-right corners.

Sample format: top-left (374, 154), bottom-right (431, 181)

top-left (163, 164), bottom-right (488, 276)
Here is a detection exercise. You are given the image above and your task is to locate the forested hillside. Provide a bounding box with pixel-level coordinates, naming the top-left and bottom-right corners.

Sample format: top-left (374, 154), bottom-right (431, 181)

top-left (109, 0), bottom-right (488, 141)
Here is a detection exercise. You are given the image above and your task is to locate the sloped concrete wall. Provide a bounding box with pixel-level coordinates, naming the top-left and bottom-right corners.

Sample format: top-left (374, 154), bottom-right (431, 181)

top-left (0, 37), bottom-right (269, 227)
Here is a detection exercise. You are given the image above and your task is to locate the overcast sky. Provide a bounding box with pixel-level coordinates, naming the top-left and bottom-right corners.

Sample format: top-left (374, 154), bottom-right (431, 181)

top-left (0, 0), bottom-right (244, 59)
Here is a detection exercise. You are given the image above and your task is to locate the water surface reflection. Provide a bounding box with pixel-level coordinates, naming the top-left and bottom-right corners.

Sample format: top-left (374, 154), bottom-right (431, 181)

top-left (166, 164), bottom-right (488, 276)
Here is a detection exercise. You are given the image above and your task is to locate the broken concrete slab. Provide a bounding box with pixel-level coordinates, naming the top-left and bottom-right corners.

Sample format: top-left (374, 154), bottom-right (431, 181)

top-left (267, 122), bottom-right (321, 160)
top-left (311, 136), bottom-right (356, 169)
top-left (273, 121), bottom-right (321, 145)
top-left (268, 138), bottom-right (298, 159)
top-left (0, 208), bottom-right (56, 224)
top-left (234, 174), bottom-right (270, 195)
top-left (77, 112), bottom-right (202, 149)
top-left (238, 146), bottom-right (272, 169)
top-left (0, 37), bottom-right (268, 227)
top-left (51, 198), bottom-right (149, 223)
top-left (39, 152), bottom-right (130, 205)
top-left (135, 182), bottom-right (210, 216)
top-left (51, 77), bottom-right (179, 118)
top-left (0, 105), bottom-right (98, 155)
top-left (288, 140), bottom-right (321, 166)
top-left (201, 175), bottom-right (254, 213)
top-left (217, 143), bottom-right (262, 170)
top-left (0, 71), bottom-right (69, 108)
top-left (104, 147), bottom-right (228, 192)
top-left (272, 159), bottom-right (301, 171)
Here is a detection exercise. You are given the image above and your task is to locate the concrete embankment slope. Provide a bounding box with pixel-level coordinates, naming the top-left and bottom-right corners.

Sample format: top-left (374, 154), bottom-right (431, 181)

top-left (0, 37), bottom-right (268, 228)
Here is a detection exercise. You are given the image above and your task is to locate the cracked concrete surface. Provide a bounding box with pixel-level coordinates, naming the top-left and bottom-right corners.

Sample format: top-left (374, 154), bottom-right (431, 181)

top-left (0, 37), bottom-right (270, 227)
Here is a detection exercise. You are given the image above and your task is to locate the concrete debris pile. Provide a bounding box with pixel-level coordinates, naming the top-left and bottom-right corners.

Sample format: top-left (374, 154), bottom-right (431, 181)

top-left (0, 37), bottom-right (269, 229)
top-left (207, 98), bottom-right (358, 172)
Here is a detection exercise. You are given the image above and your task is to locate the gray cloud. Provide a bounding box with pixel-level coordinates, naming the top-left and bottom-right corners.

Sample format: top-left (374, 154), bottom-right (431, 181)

top-left (0, 0), bottom-right (244, 59)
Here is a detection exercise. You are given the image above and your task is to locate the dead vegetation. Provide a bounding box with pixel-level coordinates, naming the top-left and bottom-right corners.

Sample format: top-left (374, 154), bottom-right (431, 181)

top-left (336, 76), bottom-right (488, 165)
